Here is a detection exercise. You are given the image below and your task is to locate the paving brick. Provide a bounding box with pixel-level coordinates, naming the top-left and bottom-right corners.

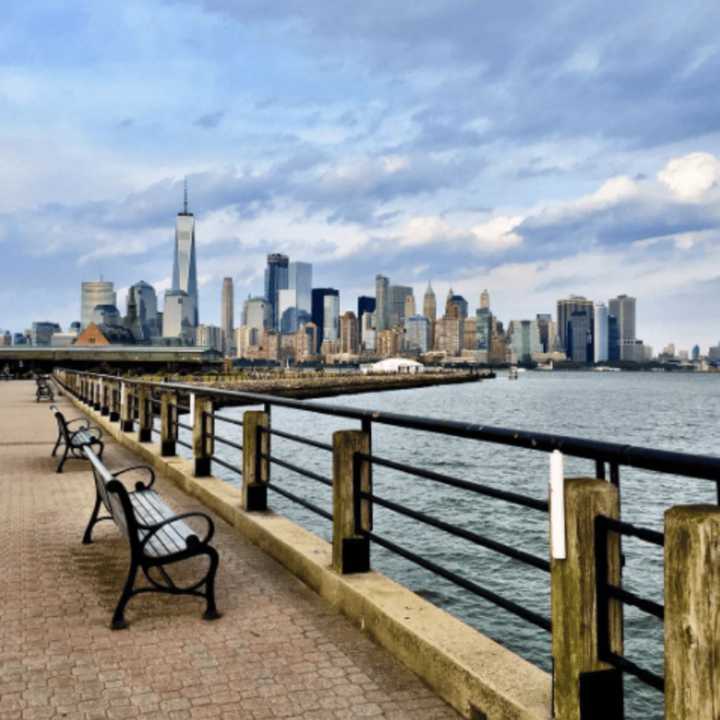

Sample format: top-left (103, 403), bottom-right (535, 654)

top-left (0, 382), bottom-right (459, 719)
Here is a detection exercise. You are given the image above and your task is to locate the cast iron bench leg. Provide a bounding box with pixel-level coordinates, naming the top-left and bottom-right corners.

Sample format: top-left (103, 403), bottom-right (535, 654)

top-left (203, 547), bottom-right (222, 621)
top-left (112, 560), bottom-right (139, 631)
top-left (82, 493), bottom-right (103, 544)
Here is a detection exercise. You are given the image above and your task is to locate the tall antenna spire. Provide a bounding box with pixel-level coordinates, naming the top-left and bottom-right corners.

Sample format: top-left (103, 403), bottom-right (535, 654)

top-left (183, 177), bottom-right (188, 214)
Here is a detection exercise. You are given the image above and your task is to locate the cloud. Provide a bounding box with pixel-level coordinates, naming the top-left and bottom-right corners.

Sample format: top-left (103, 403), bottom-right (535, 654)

top-left (658, 152), bottom-right (720, 201)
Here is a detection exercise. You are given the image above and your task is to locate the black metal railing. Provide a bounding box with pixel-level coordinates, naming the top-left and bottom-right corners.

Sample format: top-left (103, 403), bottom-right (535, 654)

top-left (54, 368), bottom-right (720, 714)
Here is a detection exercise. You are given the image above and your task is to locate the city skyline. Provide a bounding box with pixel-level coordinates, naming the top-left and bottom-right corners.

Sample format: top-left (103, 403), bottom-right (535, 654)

top-left (1, 3), bottom-right (719, 351)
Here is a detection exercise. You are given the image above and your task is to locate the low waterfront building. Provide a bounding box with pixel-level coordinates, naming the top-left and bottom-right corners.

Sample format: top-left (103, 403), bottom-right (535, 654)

top-left (74, 322), bottom-right (136, 346)
top-left (362, 357), bottom-right (425, 374)
top-left (50, 331), bottom-right (78, 347)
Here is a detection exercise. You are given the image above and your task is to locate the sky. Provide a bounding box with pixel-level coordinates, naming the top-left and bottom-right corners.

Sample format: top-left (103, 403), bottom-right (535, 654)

top-left (1, 1), bottom-right (719, 352)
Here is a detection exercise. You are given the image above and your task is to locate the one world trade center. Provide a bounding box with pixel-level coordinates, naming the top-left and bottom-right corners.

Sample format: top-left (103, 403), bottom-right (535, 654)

top-left (171, 180), bottom-right (199, 326)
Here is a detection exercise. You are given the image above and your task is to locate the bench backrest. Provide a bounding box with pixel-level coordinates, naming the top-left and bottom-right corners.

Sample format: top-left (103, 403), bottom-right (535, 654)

top-left (84, 449), bottom-right (140, 549)
top-left (51, 407), bottom-right (72, 443)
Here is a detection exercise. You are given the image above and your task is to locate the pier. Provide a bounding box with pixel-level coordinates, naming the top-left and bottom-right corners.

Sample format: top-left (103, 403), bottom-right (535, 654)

top-left (3, 370), bottom-right (720, 719)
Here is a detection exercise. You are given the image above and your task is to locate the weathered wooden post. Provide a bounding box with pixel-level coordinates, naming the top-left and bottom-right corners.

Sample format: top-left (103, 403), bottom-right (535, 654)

top-left (109, 380), bottom-right (120, 422)
top-left (193, 395), bottom-right (214, 477)
top-left (160, 391), bottom-right (177, 456)
top-left (93, 378), bottom-right (101, 411)
top-left (551, 477), bottom-right (622, 720)
top-left (332, 429), bottom-right (371, 574)
top-left (137, 385), bottom-right (152, 442)
top-left (242, 410), bottom-right (269, 510)
top-left (664, 505), bottom-right (720, 720)
top-left (120, 382), bottom-right (133, 432)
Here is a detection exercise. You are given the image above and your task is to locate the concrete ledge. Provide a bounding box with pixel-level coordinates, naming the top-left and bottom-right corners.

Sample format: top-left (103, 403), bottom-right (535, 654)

top-left (63, 390), bottom-right (551, 720)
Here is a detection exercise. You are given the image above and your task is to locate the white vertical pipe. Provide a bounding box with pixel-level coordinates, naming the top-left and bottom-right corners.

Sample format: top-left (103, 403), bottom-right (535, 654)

top-left (189, 392), bottom-right (195, 423)
top-left (550, 450), bottom-right (566, 560)
top-left (120, 382), bottom-right (127, 410)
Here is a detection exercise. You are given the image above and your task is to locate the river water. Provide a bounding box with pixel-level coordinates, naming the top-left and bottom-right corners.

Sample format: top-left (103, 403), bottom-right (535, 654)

top-left (177, 371), bottom-right (719, 719)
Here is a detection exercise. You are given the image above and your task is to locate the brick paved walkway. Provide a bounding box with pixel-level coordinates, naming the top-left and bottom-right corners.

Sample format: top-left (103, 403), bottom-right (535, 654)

top-left (0, 381), bottom-right (459, 720)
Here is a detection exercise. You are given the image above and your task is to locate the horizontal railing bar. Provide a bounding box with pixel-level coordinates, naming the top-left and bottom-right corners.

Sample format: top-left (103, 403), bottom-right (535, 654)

top-left (150, 427), bottom-right (160, 435)
top-left (176, 404), bottom-right (191, 413)
top-left (361, 491), bottom-right (550, 571)
top-left (260, 453), bottom-right (333, 488)
top-left (362, 529), bottom-right (552, 631)
top-left (263, 426), bottom-right (333, 452)
top-left (64, 371), bottom-right (720, 482)
top-left (177, 421), bottom-right (193, 431)
top-left (176, 439), bottom-right (192, 450)
top-left (211, 412), bottom-right (244, 427)
top-left (210, 455), bottom-right (243, 476)
top-left (209, 433), bottom-right (243, 452)
top-left (357, 452), bottom-right (548, 512)
top-left (602, 517), bottom-right (664, 546)
top-left (267, 483), bottom-right (333, 520)
top-left (606, 584), bottom-right (664, 620)
top-left (604, 651), bottom-right (664, 692)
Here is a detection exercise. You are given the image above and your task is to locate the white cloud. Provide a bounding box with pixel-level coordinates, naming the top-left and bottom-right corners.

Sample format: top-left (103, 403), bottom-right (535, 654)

top-left (658, 152), bottom-right (720, 201)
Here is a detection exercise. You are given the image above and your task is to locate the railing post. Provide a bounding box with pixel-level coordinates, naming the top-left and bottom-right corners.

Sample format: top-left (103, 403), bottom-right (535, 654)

top-left (160, 391), bottom-right (177, 456)
top-left (193, 396), bottom-right (214, 477)
top-left (137, 386), bottom-right (152, 442)
top-left (242, 410), bottom-right (269, 511)
top-left (93, 379), bottom-right (101, 411)
top-left (119, 382), bottom-right (133, 431)
top-left (109, 380), bottom-right (120, 422)
top-left (551, 477), bottom-right (622, 720)
top-left (332, 429), bottom-right (371, 574)
top-left (664, 505), bottom-right (720, 720)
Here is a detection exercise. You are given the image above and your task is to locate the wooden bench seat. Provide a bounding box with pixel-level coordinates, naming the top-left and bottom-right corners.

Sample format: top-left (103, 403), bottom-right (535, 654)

top-left (83, 448), bottom-right (221, 629)
top-left (50, 405), bottom-right (104, 472)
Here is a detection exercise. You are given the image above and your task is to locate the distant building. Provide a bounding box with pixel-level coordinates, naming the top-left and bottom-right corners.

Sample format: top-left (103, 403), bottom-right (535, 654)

top-left (567, 311), bottom-right (593, 363)
top-left (475, 308), bottom-right (492, 351)
top-left (403, 293), bottom-right (416, 320)
top-left (126, 281), bottom-right (160, 341)
top-left (557, 296), bottom-right (593, 356)
top-left (361, 312), bottom-right (376, 352)
top-left (311, 288), bottom-right (339, 351)
top-left (163, 289), bottom-right (195, 344)
top-left (479, 289), bottom-right (490, 310)
top-left (50, 331), bottom-right (78, 347)
top-left (692, 345), bottom-right (701, 361)
top-left (31, 322), bottom-right (61, 347)
top-left (376, 328), bottom-right (403, 357)
top-left (288, 262), bottom-right (312, 316)
top-left (388, 285), bottom-right (413, 328)
top-left (339, 312), bottom-right (359, 354)
top-left (196, 324), bottom-right (224, 353)
top-left (172, 182), bottom-right (199, 326)
top-left (608, 295), bottom-right (636, 360)
top-left (0, 331), bottom-right (11, 347)
top-left (435, 317), bottom-right (463, 355)
top-left (405, 315), bottom-right (430, 353)
top-left (507, 320), bottom-right (541, 363)
top-left (357, 296), bottom-right (376, 327)
top-left (375, 275), bottom-right (390, 332)
top-left (323, 293), bottom-right (340, 344)
top-left (91, 304), bottom-right (122, 327)
top-left (423, 283), bottom-right (437, 349)
top-left (593, 303), bottom-right (609, 363)
top-left (265, 253), bottom-right (289, 331)
top-left (221, 277), bottom-right (234, 356)
top-left (448, 293), bottom-right (468, 319)
top-left (463, 317), bottom-right (477, 351)
top-left (294, 322), bottom-right (318, 362)
top-left (243, 296), bottom-right (270, 344)
top-left (608, 315), bottom-right (620, 362)
top-left (74, 322), bottom-right (135, 346)
top-left (81, 280), bottom-right (116, 328)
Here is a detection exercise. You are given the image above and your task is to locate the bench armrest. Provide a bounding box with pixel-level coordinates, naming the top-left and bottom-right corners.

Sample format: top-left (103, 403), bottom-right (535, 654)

top-left (70, 425), bottom-right (104, 441)
top-left (65, 418), bottom-right (91, 430)
top-left (140, 512), bottom-right (216, 550)
top-left (113, 465), bottom-right (156, 491)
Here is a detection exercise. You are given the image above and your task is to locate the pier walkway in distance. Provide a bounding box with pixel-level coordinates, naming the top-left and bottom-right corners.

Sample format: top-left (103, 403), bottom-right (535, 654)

top-left (0, 381), bottom-right (459, 720)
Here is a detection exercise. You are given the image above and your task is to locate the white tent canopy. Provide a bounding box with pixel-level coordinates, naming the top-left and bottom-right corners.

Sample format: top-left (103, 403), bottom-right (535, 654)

top-left (362, 358), bottom-right (425, 374)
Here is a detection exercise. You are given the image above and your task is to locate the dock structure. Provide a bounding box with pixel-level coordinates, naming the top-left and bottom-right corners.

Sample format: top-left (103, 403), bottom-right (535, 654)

top-left (0, 381), bottom-right (459, 719)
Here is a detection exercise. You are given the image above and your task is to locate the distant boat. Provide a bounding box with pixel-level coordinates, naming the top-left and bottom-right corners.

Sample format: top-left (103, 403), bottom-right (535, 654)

top-left (593, 366), bottom-right (621, 372)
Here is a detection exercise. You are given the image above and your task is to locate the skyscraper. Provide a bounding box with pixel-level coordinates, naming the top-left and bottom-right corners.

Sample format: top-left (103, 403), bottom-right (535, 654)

top-left (567, 311), bottom-right (593, 363)
top-left (339, 312), bottom-right (359, 354)
top-left (264, 254), bottom-right (289, 330)
top-left (507, 320), bottom-right (541, 363)
top-left (172, 180), bottom-right (199, 326)
top-left (163, 289), bottom-right (195, 344)
top-left (126, 281), bottom-right (159, 341)
top-left (388, 285), bottom-right (413, 328)
top-left (221, 277), bottom-right (234, 356)
top-left (608, 294), bottom-right (637, 360)
top-left (311, 288), bottom-right (339, 351)
top-left (375, 275), bottom-right (389, 331)
top-left (593, 303), bottom-right (609, 363)
top-left (423, 283), bottom-right (437, 321)
top-left (480, 289), bottom-right (490, 310)
top-left (81, 280), bottom-right (116, 328)
top-left (557, 296), bottom-right (594, 356)
top-left (288, 262), bottom-right (312, 315)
